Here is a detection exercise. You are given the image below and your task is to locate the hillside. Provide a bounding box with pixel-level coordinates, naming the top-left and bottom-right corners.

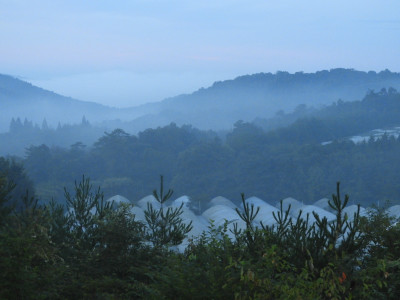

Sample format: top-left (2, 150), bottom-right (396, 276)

top-left (126, 69), bottom-right (400, 131)
top-left (8, 90), bottom-right (399, 207)
top-left (0, 74), bottom-right (151, 132)
top-left (2, 69), bottom-right (400, 133)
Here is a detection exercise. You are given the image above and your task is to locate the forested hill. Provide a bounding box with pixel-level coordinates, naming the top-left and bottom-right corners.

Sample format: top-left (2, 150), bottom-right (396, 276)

top-left (0, 74), bottom-right (112, 132)
top-left (9, 91), bottom-right (400, 208)
top-left (255, 87), bottom-right (400, 141)
top-left (3, 69), bottom-right (400, 134)
top-left (132, 69), bottom-right (400, 130)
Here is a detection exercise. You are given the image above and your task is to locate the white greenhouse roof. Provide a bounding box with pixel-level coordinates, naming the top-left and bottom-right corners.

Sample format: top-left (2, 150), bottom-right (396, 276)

top-left (342, 205), bottom-right (367, 220)
top-left (177, 207), bottom-right (208, 238)
top-left (209, 196), bottom-right (238, 209)
top-left (172, 195), bottom-right (191, 208)
top-left (240, 196), bottom-right (280, 227)
top-left (130, 206), bottom-right (146, 222)
top-left (386, 205), bottom-right (400, 219)
top-left (253, 206), bottom-right (280, 227)
top-left (276, 197), bottom-right (303, 212)
top-left (244, 196), bottom-right (275, 209)
top-left (202, 205), bottom-right (240, 225)
top-left (202, 204), bottom-right (246, 237)
top-left (137, 195), bottom-right (161, 210)
top-left (292, 205), bottom-right (336, 224)
top-left (313, 198), bottom-right (335, 212)
top-left (106, 195), bottom-right (131, 205)
top-left (125, 193), bottom-right (386, 252)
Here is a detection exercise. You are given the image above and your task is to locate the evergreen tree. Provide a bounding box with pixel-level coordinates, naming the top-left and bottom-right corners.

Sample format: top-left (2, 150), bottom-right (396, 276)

top-left (144, 175), bottom-right (192, 248)
top-left (41, 118), bottom-right (49, 130)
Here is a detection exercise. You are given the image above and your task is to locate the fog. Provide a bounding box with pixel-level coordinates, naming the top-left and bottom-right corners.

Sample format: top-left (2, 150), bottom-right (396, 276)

top-left (2, 1), bottom-right (400, 296)
top-left (2, 1), bottom-right (400, 111)
top-left (2, 69), bottom-right (400, 135)
top-left (28, 70), bottom-right (235, 108)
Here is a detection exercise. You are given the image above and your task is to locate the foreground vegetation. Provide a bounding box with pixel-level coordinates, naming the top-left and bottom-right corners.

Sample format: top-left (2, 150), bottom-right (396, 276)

top-left (1, 168), bottom-right (400, 299)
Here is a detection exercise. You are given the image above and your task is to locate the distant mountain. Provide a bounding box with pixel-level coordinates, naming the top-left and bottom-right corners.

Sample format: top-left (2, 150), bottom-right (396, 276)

top-left (2, 69), bottom-right (400, 133)
top-left (1, 74), bottom-right (108, 132)
top-left (0, 74), bottom-right (150, 132)
top-left (131, 69), bottom-right (400, 131)
top-left (255, 88), bottom-right (400, 145)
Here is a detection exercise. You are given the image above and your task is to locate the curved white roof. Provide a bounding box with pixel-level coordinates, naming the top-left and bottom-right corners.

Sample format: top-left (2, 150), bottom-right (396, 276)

top-left (313, 198), bottom-right (335, 212)
top-left (386, 205), bottom-right (400, 219)
top-left (106, 195), bottom-right (131, 205)
top-left (244, 196), bottom-right (274, 209)
top-left (238, 196), bottom-right (280, 228)
top-left (253, 206), bottom-right (280, 227)
top-left (342, 205), bottom-right (367, 220)
top-left (172, 195), bottom-right (191, 208)
top-left (209, 196), bottom-right (238, 209)
top-left (137, 194), bottom-right (161, 210)
top-left (130, 206), bottom-right (146, 222)
top-left (202, 205), bottom-right (239, 225)
top-left (202, 204), bottom-right (246, 238)
top-left (177, 207), bottom-right (208, 238)
top-left (276, 197), bottom-right (303, 212)
top-left (292, 205), bottom-right (336, 224)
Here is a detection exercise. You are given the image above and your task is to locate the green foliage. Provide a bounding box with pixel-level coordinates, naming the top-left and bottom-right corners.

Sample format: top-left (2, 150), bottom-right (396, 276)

top-left (17, 92), bottom-right (400, 207)
top-left (4, 90), bottom-right (398, 210)
top-left (213, 183), bottom-right (377, 299)
top-left (0, 157), bottom-right (35, 210)
top-left (0, 190), bottom-right (63, 299)
top-left (0, 172), bottom-right (15, 221)
top-left (144, 175), bottom-right (193, 248)
top-left (235, 193), bottom-right (261, 253)
top-left (4, 156), bottom-right (400, 298)
top-left (64, 175), bottom-right (112, 241)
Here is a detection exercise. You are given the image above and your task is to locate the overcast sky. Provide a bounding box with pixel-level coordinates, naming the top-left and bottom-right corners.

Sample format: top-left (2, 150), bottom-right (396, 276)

top-left (1, 0), bottom-right (399, 107)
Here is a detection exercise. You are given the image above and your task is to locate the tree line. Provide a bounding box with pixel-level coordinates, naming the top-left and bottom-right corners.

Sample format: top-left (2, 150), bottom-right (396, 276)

top-left (3, 90), bottom-right (400, 208)
top-left (1, 170), bottom-right (399, 298)
top-left (21, 124), bottom-right (400, 208)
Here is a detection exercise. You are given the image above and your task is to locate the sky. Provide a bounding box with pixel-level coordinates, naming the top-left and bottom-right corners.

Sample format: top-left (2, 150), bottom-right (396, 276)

top-left (1, 0), bottom-right (400, 107)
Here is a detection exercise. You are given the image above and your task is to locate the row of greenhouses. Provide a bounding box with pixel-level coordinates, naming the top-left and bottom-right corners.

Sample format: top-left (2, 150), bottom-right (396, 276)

top-left (106, 194), bottom-right (400, 251)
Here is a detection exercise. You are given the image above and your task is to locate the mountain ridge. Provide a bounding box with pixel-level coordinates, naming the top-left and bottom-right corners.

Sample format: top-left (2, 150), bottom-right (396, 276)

top-left (2, 69), bottom-right (400, 133)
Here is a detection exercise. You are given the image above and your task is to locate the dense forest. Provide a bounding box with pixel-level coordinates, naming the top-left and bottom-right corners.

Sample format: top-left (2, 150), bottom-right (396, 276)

top-left (0, 116), bottom-right (105, 157)
top-left (2, 89), bottom-right (399, 208)
top-left (2, 85), bottom-right (400, 299)
top-left (1, 167), bottom-right (399, 298)
top-left (122, 68), bottom-right (400, 131)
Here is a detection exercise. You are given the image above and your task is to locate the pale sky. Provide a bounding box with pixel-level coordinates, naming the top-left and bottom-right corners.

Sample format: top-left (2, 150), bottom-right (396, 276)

top-left (1, 0), bottom-right (399, 107)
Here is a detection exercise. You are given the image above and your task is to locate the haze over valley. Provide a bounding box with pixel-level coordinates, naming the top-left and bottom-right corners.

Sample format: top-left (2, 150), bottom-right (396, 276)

top-left (2, 69), bottom-right (400, 208)
top-left (2, 1), bottom-right (400, 297)
top-left (2, 68), bottom-right (400, 134)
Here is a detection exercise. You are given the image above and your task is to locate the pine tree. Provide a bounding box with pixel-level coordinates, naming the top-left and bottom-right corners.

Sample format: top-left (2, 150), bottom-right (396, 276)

top-left (144, 175), bottom-right (192, 248)
top-left (41, 118), bottom-right (49, 130)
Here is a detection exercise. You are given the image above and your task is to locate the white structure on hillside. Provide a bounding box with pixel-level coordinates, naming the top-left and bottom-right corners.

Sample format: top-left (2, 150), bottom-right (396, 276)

top-left (130, 206), bottom-right (146, 222)
top-left (276, 197), bottom-right (303, 212)
top-left (172, 195), bottom-right (191, 208)
top-left (137, 194), bottom-right (161, 210)
top-left (202, 204), bottom-right (246, 238)
top-left (342, 205), bottom-right (367, 221)
top-left (313, 198), bottom-right (334, 212)
top-left (386, 205), bottom-right (400, 219)
top-left (106, 195), bottom-right (131, 206)
top-left (209, 196), bottom-right (238, 210)
top-left (291, 205), bottom-right (336, 225)
top-left (244, 196), bottom-right (280, 227)
top-left (129, 193), bottom-right (383, 252)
